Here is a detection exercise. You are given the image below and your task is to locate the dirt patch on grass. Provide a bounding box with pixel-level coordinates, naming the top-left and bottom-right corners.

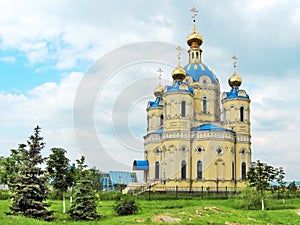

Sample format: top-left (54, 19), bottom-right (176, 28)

top-left (296, 209), bottom-right (300, 216)
top-left (153, 215), bottom-right (182, 223)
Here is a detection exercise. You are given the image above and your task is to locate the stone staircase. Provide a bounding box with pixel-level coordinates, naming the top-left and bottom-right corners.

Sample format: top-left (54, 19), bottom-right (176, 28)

top-left (122, 181), bottom-right (159, 195)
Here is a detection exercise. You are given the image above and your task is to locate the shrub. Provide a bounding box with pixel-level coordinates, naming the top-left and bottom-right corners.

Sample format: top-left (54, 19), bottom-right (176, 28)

top-left (232, 186), bottom-right (263, 210)
top-left (113, 198), bottom-right (138, 216)
top-left (0, 190), bottom-right (10, 200)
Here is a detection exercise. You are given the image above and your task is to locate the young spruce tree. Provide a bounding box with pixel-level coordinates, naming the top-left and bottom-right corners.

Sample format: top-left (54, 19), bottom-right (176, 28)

top-left (8, 126), bottom-right (53, 221)
top-left (69, 156), bottom-right (100, 220)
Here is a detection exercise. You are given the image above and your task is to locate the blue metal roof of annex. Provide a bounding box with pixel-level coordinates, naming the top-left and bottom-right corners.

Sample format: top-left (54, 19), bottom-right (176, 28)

top-left (149, 123), bottom-right (235, 135)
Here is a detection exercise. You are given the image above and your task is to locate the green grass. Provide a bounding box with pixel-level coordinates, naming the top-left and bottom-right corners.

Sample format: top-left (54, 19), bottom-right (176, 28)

top-left (0, 198), bottom-right (299, 224)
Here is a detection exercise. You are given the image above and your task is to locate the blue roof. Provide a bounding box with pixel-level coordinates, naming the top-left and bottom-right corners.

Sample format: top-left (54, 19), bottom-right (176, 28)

top-left (109, 171), bottom-right (133, 185)
top-left (184, 63), bottom-right (218, 83)
top-left (224, 88), bottom-right (249, 99)
top-left (133, 160), bottom-right (149, 170)
top-left (152, 128), bottom-right (163, 134)
top-left (165, 81), bottom-right (194, 94)
top-left (148, 97), bottom-right (163, 108)
top-left (191, 124), bottom-right (235, 133)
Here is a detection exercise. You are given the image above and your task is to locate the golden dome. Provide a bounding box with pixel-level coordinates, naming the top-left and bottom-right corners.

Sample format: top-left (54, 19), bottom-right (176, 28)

top-left (187, 24), bottom-right (203, 47)
top-left (154, 84), bottom-right (164, 98)
top-left (172, 65), bottom-right (186, 81)
top-left (228, 71), bottom-right (242, 88)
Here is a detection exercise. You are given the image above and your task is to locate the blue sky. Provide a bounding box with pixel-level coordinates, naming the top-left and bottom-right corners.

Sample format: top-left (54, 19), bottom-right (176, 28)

top-left (0, 0), bottom-right (300, 181)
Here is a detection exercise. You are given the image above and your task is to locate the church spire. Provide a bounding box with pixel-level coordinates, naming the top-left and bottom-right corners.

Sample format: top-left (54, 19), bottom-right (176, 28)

top-left (228, 55), bottom-right (242, 89)
top-left (172, 46), bottom-right (186, 82)
top-left (187, 6), bottom-right (202, 64)
top-left (154, 67), bottom-right (164, 98)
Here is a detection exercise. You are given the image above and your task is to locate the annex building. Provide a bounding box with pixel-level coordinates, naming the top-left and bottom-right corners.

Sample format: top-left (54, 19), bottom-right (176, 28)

top-left (133, 8), bottom-right (251, 190)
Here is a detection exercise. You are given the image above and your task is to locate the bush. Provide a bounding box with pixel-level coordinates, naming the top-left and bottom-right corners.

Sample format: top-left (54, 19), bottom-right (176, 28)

top-left (232, 186), bottom-right (263, 210)
top-left (113, 198), bottom-right (138, 216)
top-left (0, 190), bottom-right (10, 200)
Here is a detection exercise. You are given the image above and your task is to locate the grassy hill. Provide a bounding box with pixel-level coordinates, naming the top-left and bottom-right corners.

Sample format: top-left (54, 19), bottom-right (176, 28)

top-left (0, 197), bottom-right (300, 224)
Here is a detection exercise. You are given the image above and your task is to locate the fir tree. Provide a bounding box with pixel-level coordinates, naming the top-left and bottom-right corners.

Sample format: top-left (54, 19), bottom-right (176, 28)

top-left (69, 156), bottom-right (100, 221)
top-left (8, 126), bottom-right (53, 221)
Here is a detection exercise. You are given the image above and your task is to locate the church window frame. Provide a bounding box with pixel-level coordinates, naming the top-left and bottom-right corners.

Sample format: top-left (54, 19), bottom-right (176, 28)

top-left (197, 160), bottom-right (203, 180)
top-left (216, 147), bottom-right (223, 155)
top-left (202, 96), bottom-right (208, 114)
top-left (155, 161), bottom-right (160, 180)
top-left (241, 162), bottom-right (246, 180)
top-left (181, 160), bottom-right (187, 180)
top-left (181, 145), bottom-right (187, 152)
top-left (160, 114), bottom-right (164, 127)
top-left (181, 100), bottom-right (186, 117)
top-left (196, 146), bottom-right (204, 153)
top-left (240, 106), bottom-right (244, 122)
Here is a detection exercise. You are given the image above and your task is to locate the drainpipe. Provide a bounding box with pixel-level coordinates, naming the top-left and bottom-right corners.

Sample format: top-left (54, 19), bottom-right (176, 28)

top-left (234, 132), bottom-right (237, 189)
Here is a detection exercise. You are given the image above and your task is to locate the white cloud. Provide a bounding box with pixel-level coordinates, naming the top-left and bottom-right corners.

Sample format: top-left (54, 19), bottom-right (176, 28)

top-left (0, 56), bottom-right (16, 63)
top-left (247, 0), bottom-right (286, 11)
top-left (0, 72), bottom-right (83, 162)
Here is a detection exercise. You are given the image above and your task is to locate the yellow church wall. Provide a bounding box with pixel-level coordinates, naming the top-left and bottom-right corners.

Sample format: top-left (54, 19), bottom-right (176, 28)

top-left (146, 107), bottom-right (163, 134)
top-left (144, 131), bottom-right (250, 189)
top-left (222, 98), bottom-right (251, 134)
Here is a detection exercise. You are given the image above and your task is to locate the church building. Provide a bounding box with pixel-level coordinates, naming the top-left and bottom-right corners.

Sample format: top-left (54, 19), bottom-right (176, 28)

top-left (133, 8), bottom-right (251, 190)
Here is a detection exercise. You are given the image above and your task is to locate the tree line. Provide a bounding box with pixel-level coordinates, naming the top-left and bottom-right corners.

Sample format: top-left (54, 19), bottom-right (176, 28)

top-left (0, 126), bottom-right (102, 221)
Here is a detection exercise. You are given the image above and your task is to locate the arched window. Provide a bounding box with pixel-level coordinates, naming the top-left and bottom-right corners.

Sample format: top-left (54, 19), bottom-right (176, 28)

top-left (181, 161), bottom-right (186, 180)
top-left (192, 52), bottom-right (194, 59)
top-left (240, 106), bottom-right (244, 122)
top-left (196, 52), bottom-right (199, 59)
top-left (155, 162), bottom-right (160, 180)
top-left (197, 161), bottom-right (202, 180)
top-left (203, 97), bottom-right (207, 114)
top-left (241, 162), bottom-right (246, 180)
top-left (160, 114), bottom-right (164, 126)
top-left (181, 100), bottom-right (186, 117)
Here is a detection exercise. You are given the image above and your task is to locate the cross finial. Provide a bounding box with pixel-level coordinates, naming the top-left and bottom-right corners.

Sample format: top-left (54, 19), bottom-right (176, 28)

top-left (157, 67), bottom-right (163, 85)
top-left (190, 6), bottom-right (198, 22)
top-left (232, 55), bottom-right (238, 68)
top-left (176, 46), bottom-right (183, 60)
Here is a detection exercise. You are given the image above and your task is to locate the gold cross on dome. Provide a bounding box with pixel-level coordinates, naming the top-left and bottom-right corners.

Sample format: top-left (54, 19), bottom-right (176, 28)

top-left (190, 6), bottom-right (198, 20)
top-left (157, 67), bottom-right (163, 84)
top-left (232, 55), bottom-right (238, 68)
top-left (176, 46), bottom-right (183, 60)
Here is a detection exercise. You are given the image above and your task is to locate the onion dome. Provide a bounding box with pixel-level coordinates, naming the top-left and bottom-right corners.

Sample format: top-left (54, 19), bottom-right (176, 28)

top-left (172, 65), bottom-right (186, 81)
top-left (184, 63), bottom-right (217, 83)
top-left (154, 84), bottom-right (164, 98)
top-left (187, 24), bottom-right (203, 47)
top-left (228, 55), bottom-right (242, 88)
top-left (228, 71), bottom-right (242, 89)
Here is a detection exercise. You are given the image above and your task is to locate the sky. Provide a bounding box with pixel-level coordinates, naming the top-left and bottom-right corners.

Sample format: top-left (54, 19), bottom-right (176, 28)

top-left (0, 0), bottom-right (300, 181)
